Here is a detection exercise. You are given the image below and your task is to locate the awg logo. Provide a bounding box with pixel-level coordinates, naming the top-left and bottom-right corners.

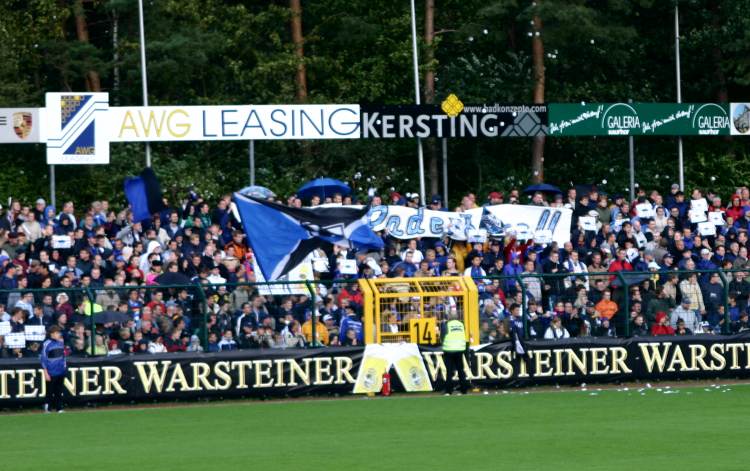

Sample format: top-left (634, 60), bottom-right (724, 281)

top-left (45, 93), bottom-right (109, 164)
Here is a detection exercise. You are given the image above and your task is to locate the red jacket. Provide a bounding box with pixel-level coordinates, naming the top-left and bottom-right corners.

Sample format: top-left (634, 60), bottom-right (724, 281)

top-left (607, 259), bottom-right (633, 283)
top-left (651, 324), bottom-right (675, 336)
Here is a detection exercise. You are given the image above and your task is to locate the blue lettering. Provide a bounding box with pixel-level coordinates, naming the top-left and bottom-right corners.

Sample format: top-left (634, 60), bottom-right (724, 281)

top-left (328, 107), bottom-right (360, 136)
top-left (368, 206), bottom-right (388, 228)
top-left (461, 213), bottom-right (475, 231)
top-left (429, 217), bottom-right (443, 234)
top-left (221, 109), bottom-right (238, 137)
top-left (242, 110), bottom-right (267, 137)
top-left (202, 110), bottom-right (217, 137)
top-left (270, 109), bottom-right (288, 137)
top-left (405, 208), bottom-right (426, 236)
top-left (385, 215), bottom-right (404, 237)
top-left (300, 109), bottom-right (324, 136)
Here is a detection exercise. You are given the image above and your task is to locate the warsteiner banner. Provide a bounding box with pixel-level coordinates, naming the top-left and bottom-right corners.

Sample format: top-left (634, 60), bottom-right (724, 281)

top-left (2, 335), bottom-right (750, 407)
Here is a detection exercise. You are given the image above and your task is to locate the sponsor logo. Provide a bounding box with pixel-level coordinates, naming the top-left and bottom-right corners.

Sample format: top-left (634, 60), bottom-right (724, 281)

top-left (45, 93), bottom-right (109, 164)
top-left (692, 103), bottom-right (729, 135)
top-left (441, 94), bottom-right (464, 118)
top-left (732, 103), bottom-right (750, 135)
top-left (12, 112), bottom-right (32, 139)
top-left (601, 103), bottom-right (640, 136)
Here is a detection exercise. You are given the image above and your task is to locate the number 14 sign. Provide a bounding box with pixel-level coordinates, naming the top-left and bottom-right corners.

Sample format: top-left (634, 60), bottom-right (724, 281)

top-left (409, 318), bottom-right (437, 345)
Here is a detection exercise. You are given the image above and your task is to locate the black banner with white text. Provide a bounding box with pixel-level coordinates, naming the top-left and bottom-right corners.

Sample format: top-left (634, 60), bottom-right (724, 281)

top-left (2, 334), bottom-right (750, 408)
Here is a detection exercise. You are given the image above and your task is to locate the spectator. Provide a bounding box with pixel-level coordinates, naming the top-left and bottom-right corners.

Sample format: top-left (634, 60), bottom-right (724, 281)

top-left (594, 289), bottom-right (618, 321)
top-left (543, 316), bottom-right (569, 340)
top-left (670, 298), bottom-right (701, 332)
top-left (651, 312), bottom-right (675, 336)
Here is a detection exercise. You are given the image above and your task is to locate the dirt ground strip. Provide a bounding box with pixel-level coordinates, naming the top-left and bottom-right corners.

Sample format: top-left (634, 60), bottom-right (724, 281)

top-left (3, 377), bottom-right (748, 416)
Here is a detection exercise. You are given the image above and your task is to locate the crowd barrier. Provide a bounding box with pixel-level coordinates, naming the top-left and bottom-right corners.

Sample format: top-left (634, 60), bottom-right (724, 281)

top-left (0, 268), bottom-right (741, 360)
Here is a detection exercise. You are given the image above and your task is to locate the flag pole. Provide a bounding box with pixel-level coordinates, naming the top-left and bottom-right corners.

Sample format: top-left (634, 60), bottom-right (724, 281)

top-left (137, 0), bottom-right (151, 168)
top-left (409, 0), bottom-right (426, 204)
top-left (675, 3), bottom-right (683, 191)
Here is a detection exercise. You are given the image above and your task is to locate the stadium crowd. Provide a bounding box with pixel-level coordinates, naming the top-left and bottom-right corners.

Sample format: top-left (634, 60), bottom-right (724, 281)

top-left (0, 181), bottom-right (748, 359)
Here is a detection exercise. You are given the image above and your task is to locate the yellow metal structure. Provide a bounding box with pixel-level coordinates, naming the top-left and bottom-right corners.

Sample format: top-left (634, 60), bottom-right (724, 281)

top-left (358, 276), bottom-right (479, 346)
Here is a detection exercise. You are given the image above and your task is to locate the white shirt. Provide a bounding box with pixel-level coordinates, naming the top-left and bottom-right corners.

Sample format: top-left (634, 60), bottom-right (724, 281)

top-left (544, 325), bottom-right (570, 340)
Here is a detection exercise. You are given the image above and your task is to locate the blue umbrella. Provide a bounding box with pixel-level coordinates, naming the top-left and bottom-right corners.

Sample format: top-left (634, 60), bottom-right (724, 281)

top-left (523, 183), bottom-right (563, 195)
top-left (238, 185), bottom-right (276, 200)
top-left (297, 177), bottom-right (351, 200)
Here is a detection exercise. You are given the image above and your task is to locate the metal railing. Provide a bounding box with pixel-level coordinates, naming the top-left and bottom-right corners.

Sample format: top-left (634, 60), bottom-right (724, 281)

top-left (473, 267), bottom-right (739, 339)
top-left (0, 268), bottom-right (740, 357)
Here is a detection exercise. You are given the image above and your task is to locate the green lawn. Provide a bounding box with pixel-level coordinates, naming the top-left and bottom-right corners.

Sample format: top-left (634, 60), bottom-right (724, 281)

top-left (3, 384), bottom-right (749, 471)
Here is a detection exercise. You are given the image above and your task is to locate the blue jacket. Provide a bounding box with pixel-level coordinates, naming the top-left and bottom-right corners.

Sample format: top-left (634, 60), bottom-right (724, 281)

top-left (41, 338), bottom-right (67, 377)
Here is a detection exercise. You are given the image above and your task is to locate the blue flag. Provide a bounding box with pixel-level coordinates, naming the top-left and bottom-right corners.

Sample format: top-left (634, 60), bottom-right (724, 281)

top-left (124, 168), bottom-right (166, 223)
top-left (233, 193), bottom-right (383, 281)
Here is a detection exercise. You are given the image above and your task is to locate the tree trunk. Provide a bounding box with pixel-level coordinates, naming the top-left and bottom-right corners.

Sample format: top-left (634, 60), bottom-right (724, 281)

top-left (424, 0), bottom-right (439, 196)
top-left (73, 0), bottom-right (101, 92)
top-left (530, 6), bottom-right (545, 183)
top-left (290, 0), bottom-right (307, 102)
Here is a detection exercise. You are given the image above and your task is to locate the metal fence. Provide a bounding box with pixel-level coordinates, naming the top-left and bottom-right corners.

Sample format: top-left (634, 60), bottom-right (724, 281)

top-left (0, 278), bottom-right (364, 358)
top-left (474, 268), bottom-right (740, 340)
top-left (0, 268), bottom-right (742, 358)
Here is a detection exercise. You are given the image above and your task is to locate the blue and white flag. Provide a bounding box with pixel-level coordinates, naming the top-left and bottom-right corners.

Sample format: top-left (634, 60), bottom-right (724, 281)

top-left (233, 193), bottom-right (383, 281)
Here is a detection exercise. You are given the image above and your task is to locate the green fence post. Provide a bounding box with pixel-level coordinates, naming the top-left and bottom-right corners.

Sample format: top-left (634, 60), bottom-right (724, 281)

top-left (617, 272), bottom-right (630, 337)
top-left (515, 274), bottom-right (531, 340)
top-left (84, 287), bottom-right (97, 356)
top-left (719, 270), bottom-right (730, 335)
top-left (305, 280), bottom-right (317, 348)
top-left (193, 284), bottom-right (209, 349)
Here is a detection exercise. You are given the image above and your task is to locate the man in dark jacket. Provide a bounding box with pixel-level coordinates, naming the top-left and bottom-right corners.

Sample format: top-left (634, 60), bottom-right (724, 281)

top-left (702, 272), bottom-right (725, 327)
top-left (542, 251), bottom-right (568, 311)
top-left (41, 326), bottom-right (68, 413)
top-left (728, 273), bottom-right (750, 312)
top-left (630, 314), bottom-right (650, 337)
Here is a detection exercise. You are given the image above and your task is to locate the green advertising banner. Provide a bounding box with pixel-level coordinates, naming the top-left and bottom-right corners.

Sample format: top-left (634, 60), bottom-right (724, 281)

top-left (548, 103), bottom-right (730, 136)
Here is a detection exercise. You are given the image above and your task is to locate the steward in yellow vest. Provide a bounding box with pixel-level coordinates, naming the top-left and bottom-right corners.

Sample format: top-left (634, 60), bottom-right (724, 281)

top-left (441, 314), bottom-right (469, 395)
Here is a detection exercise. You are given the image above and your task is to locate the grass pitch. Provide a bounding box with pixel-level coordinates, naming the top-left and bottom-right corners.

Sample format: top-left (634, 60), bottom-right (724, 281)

top-left (3, 384), bottom-right (749, 471)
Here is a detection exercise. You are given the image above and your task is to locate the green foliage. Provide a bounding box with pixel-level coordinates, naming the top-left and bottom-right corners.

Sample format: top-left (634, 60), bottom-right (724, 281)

top-left (0, 0), bottom-right (748, 207)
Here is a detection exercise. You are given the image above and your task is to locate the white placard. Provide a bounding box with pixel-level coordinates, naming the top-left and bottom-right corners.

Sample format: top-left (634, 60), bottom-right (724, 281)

top-left (534, 229), bottom-right (553, 245)
top-left (338, 259), bottom-right (358, 275)
top-left (253, 258), bottom-right (314, 296)
top-left (634, 232), bottom-right (648, 248)
top-left (689, 209), bottom-right (708, 224)
top-left (635, 203), bottom-right (655, 219)
top-left (467, 229), bottom-right (487, 243)
top-left (52, 235), bottom-right (72, 249)
top-left (690, 198), bottom-right (708, 213)
top-left (312, 257), bottom-right (329, 273)
top-left (0, 321), bottom-right (10, 336)
top-left (708, 211), bottom-right (725, 226)
top-left (698, 222), bottom-right (717, 237)
top-left (24, 325), bottom-right (46, 341)
top-left (5, 332), bottom-right (25, 349)
top-left (579, 216), bottom-right (597, 232)
top-left (612, 218), bottom-right (629, 233)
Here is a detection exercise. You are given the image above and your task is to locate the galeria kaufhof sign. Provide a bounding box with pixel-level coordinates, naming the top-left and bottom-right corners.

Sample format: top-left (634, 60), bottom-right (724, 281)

top-left (1, 93), bottom-right (747, 164)
top-left (548, 102), bottom-right (733, 136)
top-left (1, 334), bottom-right (750, 408)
